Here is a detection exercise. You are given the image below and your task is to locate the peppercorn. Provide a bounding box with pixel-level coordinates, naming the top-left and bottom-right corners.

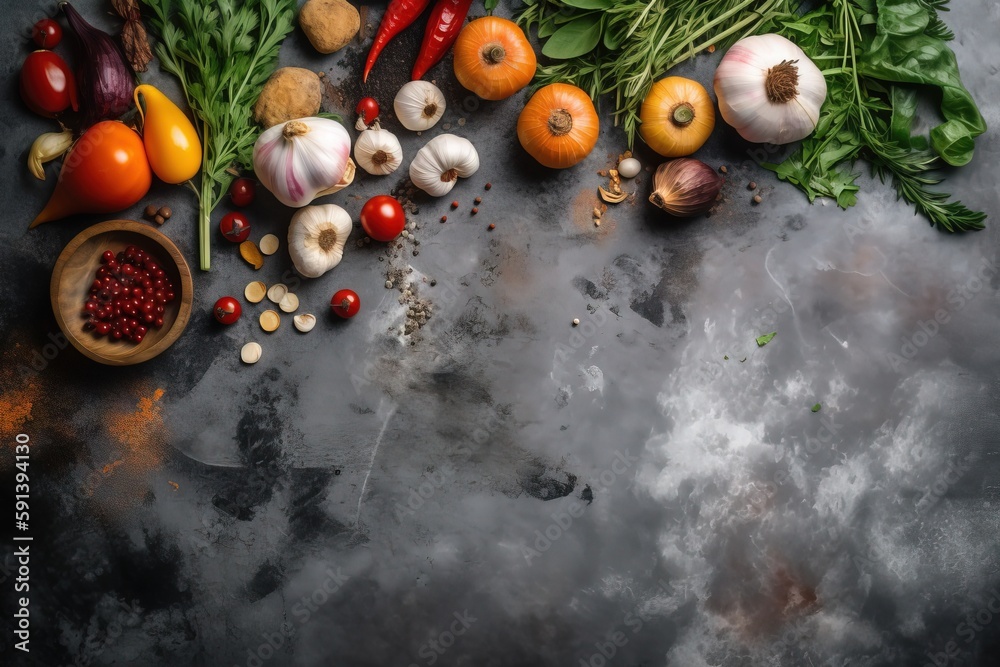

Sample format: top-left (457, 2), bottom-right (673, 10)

top-left (747, 182), bottom-right (757, 191)
top-left (488, 223), bottom-right (495, 230)
top-left (484, 183), bottom-right (492, 190)
top-left (474, 196), bottom-right (482, 204)
top-left (144, 204), bottom-right (157, 218)
top-left (440, 215), bottom-right (447, 223)
top-left (471, 207), bottom-right (479, 215)
top-left (753, 195), bottom-right (762, 204)
top-left (450, 201), bottom-right (459, 209)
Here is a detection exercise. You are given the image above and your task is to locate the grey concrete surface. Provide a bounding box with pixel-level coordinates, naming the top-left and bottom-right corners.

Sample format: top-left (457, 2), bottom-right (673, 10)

top-left (1, 1), bottom-right (999, 666)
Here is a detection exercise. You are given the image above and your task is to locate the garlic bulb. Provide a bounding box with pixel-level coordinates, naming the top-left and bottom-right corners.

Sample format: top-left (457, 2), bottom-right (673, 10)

top-left (287, 204), bottom-right (352, 278)
top-left (394, 80), bottom-right (446, 131)
top-left (355, 128), bottom-right (403, 176)
top-left (28, 130), bottom-right (73, 180)
top-left (252, 117), bottom-right (354, 208)
top-left (714, 34), bottom-right (827, 145)
top-left (409, 134), bottom-right (480, 197)
top-left (648, 159), bottom-right (724, 218)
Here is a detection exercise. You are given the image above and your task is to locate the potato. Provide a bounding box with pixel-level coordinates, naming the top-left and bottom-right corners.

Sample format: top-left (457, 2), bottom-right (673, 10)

top-left (254, 67), bottom-right (322, 128)
top-left (299, 0), bottom-right (361, 55)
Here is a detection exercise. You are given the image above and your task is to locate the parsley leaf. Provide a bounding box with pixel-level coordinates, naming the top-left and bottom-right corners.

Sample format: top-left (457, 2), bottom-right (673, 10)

top-left (142, 0), bottom-right (297, 270)
top-left (756, 332), bottom-right (777, 347)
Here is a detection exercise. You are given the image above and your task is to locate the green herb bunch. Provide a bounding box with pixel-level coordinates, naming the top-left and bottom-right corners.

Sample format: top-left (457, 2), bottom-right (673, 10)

top-left (765, 0), bottom-right (987, 231)
top-left (516, 0), bottom-right (798, 147)
top-left (142, 0), bottom-right (297, 270)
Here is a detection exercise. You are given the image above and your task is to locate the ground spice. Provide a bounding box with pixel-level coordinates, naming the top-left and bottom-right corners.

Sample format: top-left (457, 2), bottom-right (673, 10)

top-left (106, 387), bottom-right (166, 451)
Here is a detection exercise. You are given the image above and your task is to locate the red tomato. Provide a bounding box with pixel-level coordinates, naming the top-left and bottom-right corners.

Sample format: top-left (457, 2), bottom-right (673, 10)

top-left (330, 289), bottom-right (360, 318)
top-left (220, 212), bottom-right (251, 243)
top-left (213, 296), bottom-right (242, 325)
top-left (32, 19), bottom-right (62, 49)
top-left (360, 195), bottom-right (405, 242)
top-left (356, 97), bottom-right (380, 126)
top-left (229, 178), bottom-right (256, 207)
top-left (20, 50), bottom-right (78, 117)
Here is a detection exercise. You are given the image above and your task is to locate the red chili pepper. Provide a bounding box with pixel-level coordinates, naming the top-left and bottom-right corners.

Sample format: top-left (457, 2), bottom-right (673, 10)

top-left (411, 0), bottom-right (473, 81)
top-left (363, 0), bottom-right (432, 83)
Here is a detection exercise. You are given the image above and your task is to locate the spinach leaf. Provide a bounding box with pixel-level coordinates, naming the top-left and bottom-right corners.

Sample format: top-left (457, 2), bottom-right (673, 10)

top-left (542, 13), bottom-right (603, 59)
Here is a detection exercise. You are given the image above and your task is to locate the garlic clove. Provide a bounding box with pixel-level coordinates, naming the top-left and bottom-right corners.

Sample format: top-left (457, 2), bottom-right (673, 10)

top-left (648, 158), bottom-right (724, 218)
top-left (259, 310), bottom-right (281, 332)
top-left (355, 128), bottom-right (403, 176)
top-left (244, 281), bottom-right (267, 303)
top-left (287, 204), bottom-right (353, 278)
top-left (267, 283), bottom-right (288, 303)
top-left (28, 130), bottom-right (73, 180)
top-left (279, 292), bottom-right (299, 313)
top-left (241, 342), bottom-right (263, 364)
top-left (259, 234), bottom-right (280, 255)
top-left (599, 186), bottom-right (627, 204)
top-left (394, 80), bottom-right (446, 131)
top-left (409, 134), bottom-right (480, 197)
top-left (293, 313), bottom-right (316, 332)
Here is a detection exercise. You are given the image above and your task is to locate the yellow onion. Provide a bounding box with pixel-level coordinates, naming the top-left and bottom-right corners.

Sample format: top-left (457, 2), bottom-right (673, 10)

top-left (649, 159), bottom-right (724, 218)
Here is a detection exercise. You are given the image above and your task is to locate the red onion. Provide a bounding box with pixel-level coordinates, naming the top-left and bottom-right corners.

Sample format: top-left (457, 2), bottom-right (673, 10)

top-left (61, 2), bottom-right (135, 128)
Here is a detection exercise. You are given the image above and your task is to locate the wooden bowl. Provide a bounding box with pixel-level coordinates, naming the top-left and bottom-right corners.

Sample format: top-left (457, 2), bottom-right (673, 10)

top-left (50, 220), bottom-right (193, 365)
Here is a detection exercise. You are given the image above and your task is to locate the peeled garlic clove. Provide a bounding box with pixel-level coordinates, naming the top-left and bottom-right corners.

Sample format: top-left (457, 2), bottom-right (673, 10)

top-left (28, 130), bottom-right (73, 180)
top-left (245, 281), bottom-right (267, 303)
top-left (259, 310), bottom-right (281, 332)
top-left (279, 292), bottom-right (299, 313)
top-left (648, 158), bottom-right (724, 218)
top-left (259, 234), bottom-right (280, 255)
top-left (293, 313), bottom-right (316, 332)
top-left (267, 283), bottom-right (288, 303)
top-left (618, 157), bottom-right (641, 179)
top-left (241, 342), bottom-right (263, 364)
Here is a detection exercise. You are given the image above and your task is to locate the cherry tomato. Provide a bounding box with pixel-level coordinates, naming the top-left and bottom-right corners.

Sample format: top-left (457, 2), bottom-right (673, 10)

top-left (229, 178), bottom-right (256, 207)
top-left (20, 50), bottom-right (78, 117)
top-left (220, 212), bottom-right (251, 243)
top-left (356, 97), bottom-right (380, 127)
top-left (213, 296), bottom-right (242, 325)
top-left (330, 289), bottom-right (360, 318)
top-left (360, 195), bottom-right (405, 242)
top-left (32, 19), bottom-right (62, 49)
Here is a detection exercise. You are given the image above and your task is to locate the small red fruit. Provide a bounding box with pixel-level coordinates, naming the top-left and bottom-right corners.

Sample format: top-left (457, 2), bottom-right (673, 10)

top-left (20, 50), bottom-right (78, 117)
top-left (213, 296), bottom-right (242, 325)
top-left (360, 195), bottom-right (405, 242)
top-left (32, 19), bottom-right (62, 49)
top-left (356, 97), bottom-right (379, 127)
top-left (229, 178), bottom-right (256, 207)
top-left (330, 289), bottom-right (360, 318)
top-left (220, 212), bottom-right (251, 243)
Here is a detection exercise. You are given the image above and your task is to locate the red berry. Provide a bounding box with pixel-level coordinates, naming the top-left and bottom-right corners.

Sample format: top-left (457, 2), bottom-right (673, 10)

top-left (330, 289), bottom-right (360, 318)
top-left (32, 19), bottom-right (62, 49)
top-left (213, 296), bottom-right (242, 325)
top-left (220, 212), bottom-right (251, 243)
top-left (229, 178), bottom-right (256, 207)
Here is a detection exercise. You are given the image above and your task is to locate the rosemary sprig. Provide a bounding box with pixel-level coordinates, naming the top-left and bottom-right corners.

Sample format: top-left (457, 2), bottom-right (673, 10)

top-left (141, 0), bottom-right (297, 270)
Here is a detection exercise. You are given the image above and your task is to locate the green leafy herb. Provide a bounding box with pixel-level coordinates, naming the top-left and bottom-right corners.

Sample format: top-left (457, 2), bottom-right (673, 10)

top-left (142, 0), bottom-right (297, 270)
top-left (484, 0), bottom-right (498, 13)
top-left (516, 0), bottom-right (797, 147)
top-left (811, 403), bottom-right (821, 412)
top-left (756, 332), bottom-right (777, 347)
top-left (764, 0), bottom-right (986, 232)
